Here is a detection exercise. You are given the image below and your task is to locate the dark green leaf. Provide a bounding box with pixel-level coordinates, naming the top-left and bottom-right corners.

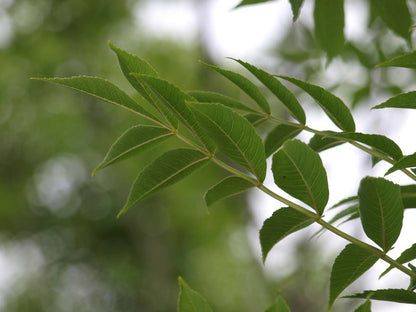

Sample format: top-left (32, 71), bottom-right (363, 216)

top-left (201, 61), bottom-right (271, 114)
top-left (377, 52), bottom-right (416, 69)
top-left (188, 90), bottom-right (256, 113)
top-left (344, 289), bottom-right (416, 304)
top-left (314, 0), bottom-right (345, 58)
top-left (93, 126), bottom-right (173, 175)
top-left (32, 76), bottom-right (159, 122)
top-left (231, 59), bottom-right (306, 123)
top-left (190, 103), bottom-right (267, 182)
top-left (264, 294), bottom-right (291, 312)
top-left (278, 76), bottom-right (355, 132)
top-left (308, 132), bottom-right (345, 153)
top-left (386, 153), bottom-right (416, 175)
top-left (373, 91), bottom-right (416, 109)
top-left (119, 149), bottom-right (209, 216)
top-left (132, 74), bottom-right (215, 152)
top-left (260, 207), bottom-right (313, 262)
top-left (204, 176), bottom-right (254, 208)
top-left (244, 113), bottom-right (268, 126)
top-left (401, 184), bottom-right (416, 208)
top-left (354, 300), bottom-right (371, 312)
top-left (234, 0), bottom-right (274, 9)
top-left (330, 132), bottom-right (403, 160)
top-left (408, 263), bottom-right (416, 291)
top-left (265, 124), bottom-right (302, 157)
top-left (178, 277), bottom-right (213, 312)
top-left (289, 0), bottom-right (304, 22)
top-left (329, 244), bottom-right (378, 309)
top-left (272, 140), bottom-right (329, 214)
top-left (358, 177), bottom-right (404, 251)
top-left (380, 243), bottom-right (416, 278)
top-left (330, 195), bottom-right (358, 210)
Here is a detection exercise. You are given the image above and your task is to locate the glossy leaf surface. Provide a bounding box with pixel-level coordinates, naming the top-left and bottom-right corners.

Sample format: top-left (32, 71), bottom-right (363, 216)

top-left (373, 91), bottom-right (416, 109)
top-left (265, 124), bottom-right (301, 157)
top-left (178, 277), bottom-right (213, 312)
top-left (204, 176), bottom-right (254, 207)
top-left (344, 289), bottom-right (416, 304)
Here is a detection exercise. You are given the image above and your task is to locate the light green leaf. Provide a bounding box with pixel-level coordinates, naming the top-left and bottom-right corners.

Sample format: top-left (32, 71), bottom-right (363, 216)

top-left (93, 125), bottom-right (173, 175)
top-left (178, 277), bottom-right (213, 312)
top-left (373, 91), bottom-right (416, 109)
top-left (204, 176), bottom-right (254, 207)
top-left (278, 76), bottom-right (355, 132)
top-left (401, 184), bottom-right (416, 208)
top-left (264, 295), bottom-right (291, 312)
top-left (380, 243), bottom-right (416, 278)
top-left (272, 140), bottom-right (329, 214)
top-left (234, 0), bottom-right (274, 9)
top-left (265, 124), bottom-right (302, 158)
top-left (371, 0), bottom-right (411, 42)
top-left (260, 207), bottom-right (313, 262)
top-left (231, 59), bottom-right (306, 123)
top-left (109, 41), bottom-right (179, 128)
top-left (201, 61), bottom-right (271, 114)
top-left (132, 74), bottom-right (215, 152)
top-left (308, 132), bottom-right (345, 153)
top-left (386, 153), bottom-right (416, 175)
top-left (314, 0), bottom-right (345, 58)
top-left (289, 0), bottom-right (304, 21)
top-left (190, 103), bottom-right (267, 182)
top-left (330, 132), bottom-right (403, 160)
top-left (358, 177), bottom-right (404, 251)
top-left (329, 244), bottom-right (378, 309)
top-left (344, 289), bottom-right (416, 304)
top-left (377, 52), bottom-right (416, 69)
top-left (119, 149), bottom-right (209, 217)
top-left (327, 205), bottom-right (359, 226)
top-left (188, 90), bottom-right (256, 113)
top-left (32, 76), bottom-right (159, 122)
top-left (354, 300), bottom-right (371, 312)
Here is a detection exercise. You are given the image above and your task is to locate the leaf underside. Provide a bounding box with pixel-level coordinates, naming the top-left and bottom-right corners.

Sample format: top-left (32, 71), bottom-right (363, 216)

top-left (188, 90), bottom-right (256, 113)
top-left (204, 176), bottom-right (254, 207)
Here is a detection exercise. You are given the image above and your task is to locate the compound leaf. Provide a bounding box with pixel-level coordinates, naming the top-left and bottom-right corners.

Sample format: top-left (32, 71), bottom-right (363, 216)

top-left (178, 277), bottom-right (213, 312)
top-left (204, 176), bottom-right (254, 207)
top-left (380, 243), bottom-right (416, 278)
top-left (373, 91), bottom-right (416, 109)
top-left (308, 132), bottom-right (345, 153)
top-left (344, 289), bottom-right (416, 304)
top-left (188, 90), bottom-right (256, 113)
top-left (358, 177), bottom-right (404, 251)
top-left (265, 124), bottom-right (302, 157)
top-left (119, 148), bottom-right (209, 216)
top-left (377, 52), bottom-right (416, 69)
top-left (272, 140), bottom-right (329, 214)
top-left (386, 153), bottom-right (416, 175)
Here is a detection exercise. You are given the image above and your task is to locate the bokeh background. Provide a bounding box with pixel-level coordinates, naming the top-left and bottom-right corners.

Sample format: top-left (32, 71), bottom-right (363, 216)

top-left (1, 0), bottom-right (415, 311)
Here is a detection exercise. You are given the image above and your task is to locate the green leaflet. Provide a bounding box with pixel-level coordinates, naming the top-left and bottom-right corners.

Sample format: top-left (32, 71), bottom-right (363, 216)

top-left (370, 0), bottom-right (411, 42)
top-left (93, 125), bottom-right (173, 175)
top-left (385, 153), bottom-right (416, 175)
top-left (373, 91), bottom-right (416, 109)
top-left (289, 0), bottom-right (304, 22)
top-left (330, 132), bottom-right (403, 161)
top-left (234, 0), bottom-right (274, 9)
top-left (188, 90), bottom-right (256, 113)
top-left (244, 113), bottom-right (268, 126)
top-left (329, 244), bottom-right (378, 309)
top-left (377, 52), bottom-right (416, 69)
top-left (264, 295), bottom-right (291, 312)
top-left (330, 195), bottom-right (358, 210)
top-left (32, 76), bottom-right (159, 123)
top-left (177, 277), bottom-right (213, 312)
top-left (265, 124), bottom-right (302, 157)
top-left (190, 103), bottom-right (267, 182)
top-left (401, 184), bottom-right (416, 208)
top-left (278, 76), bottom-right (355, 132)
top-left (204, 176), bottom-right (254, 208)
top-left (358, 177), bottom-right (404, 251)
top-left (132, 74), bottom-right (215, 153)
top-left (109, 41), bottom-right (179, 128)
top-left (308, 132), bottom-right (344, 153)
top-left (380, 243), bottom-right (416, 278)
top-left (354, 300), bottom-right (371, 312)
top-left (231, 59), bottom-right (306, 123)
top-left (272, 140), bottom-right (329, 214)
top-left (344, 289), bottom-right (416, 304)
top-left (260, 207), bottom-right (313, 262)
top-left (201, 61), bottom-right (271, 114)
top-left (119, 148), bottom-right (209, 217)
top-left (314, 0), bottom-right (345, 58)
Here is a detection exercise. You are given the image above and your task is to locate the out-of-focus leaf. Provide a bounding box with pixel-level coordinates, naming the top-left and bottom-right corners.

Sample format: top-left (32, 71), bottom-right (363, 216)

top-left (330, 195), bottom-right (358, 209)
top-left (190, 102), bottom-right (267, 182)
top-left (308, 132), bottom-right (344, 153)
top-left (379, 243), bottom-right (416, 278)
top-left (377, 52), bottom-right (416, 68)
top-left (373, 91), bottom-right (416, 109)
top-left (178, 277), bottom-right (213, 312)
top-left (204, 176), bottom-right (254, 207)
top-left (352, 86), bottom-right (371, 108)
top-left (327, 205), bottom-right (358, 225)
top-left (289, 0), bottom-right (304, 22)
top-left (358, 177), bottom-right (403, 251)
top-left (354, 300), bottom-right (371, 312)
top-left (408, 263), bottom-right (416, 291)
top-left (329, 244), bottom-right (378, 309)
top-left (231, 59), bottom-right (306, 123)
top-left (260, 207), bottom-right (313, 262)
top-left (314, 0), bottom-right (345, 58)
top-left (119, 148), bottom-right (209, 216)
top-left (93, 126), bottom-right (173, 175)
top-left (265, 124), bottom-right (301, 157)
top-left (234, 0), bottom-right (274, 9)
top-left (264, 294), bottom-right (291, 312)
top-left (344, 289), bottom-right (416, 304)
top-left (272, 140), bottom-right (329, 214)
top-left (201, 61), bottom-right (271, 114)
top-left (385, 153), bottom-right (416, 175)
top-left (188, 90), bottom-right (256, 113)
top-left (278, 76), bottom-right (355, 132)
